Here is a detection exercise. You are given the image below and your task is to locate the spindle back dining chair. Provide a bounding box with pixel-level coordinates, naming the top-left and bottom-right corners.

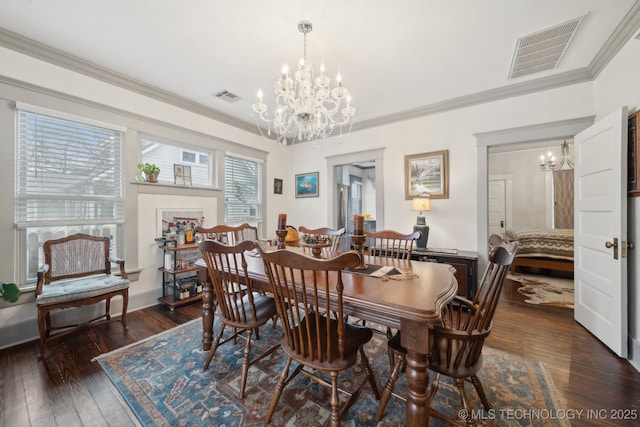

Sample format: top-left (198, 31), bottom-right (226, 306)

top-left (198, 239), bottom-right (279, 399)
top-left (375, 236), bottom-right (519, 425)
top-left (258, 244), bottom-right (380, 427)
top-left (365, 229), bottom-right (421, 260)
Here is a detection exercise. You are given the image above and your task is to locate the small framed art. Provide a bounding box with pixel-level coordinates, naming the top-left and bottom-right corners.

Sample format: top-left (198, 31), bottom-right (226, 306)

top-left (174, 164), bottom-right (192, 186)
top-left (295, 172), bottom-right (319, 198)
top-left (274, 178), bottom-right (283, 194)
top-left (404, 150), bottom-right (449, 199)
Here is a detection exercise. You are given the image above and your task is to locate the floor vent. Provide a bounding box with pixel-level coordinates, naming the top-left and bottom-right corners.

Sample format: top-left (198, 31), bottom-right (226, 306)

top-left (215, 90), bottom-right (242, 103)
top-left (509, 15), bottom-right (584, 79)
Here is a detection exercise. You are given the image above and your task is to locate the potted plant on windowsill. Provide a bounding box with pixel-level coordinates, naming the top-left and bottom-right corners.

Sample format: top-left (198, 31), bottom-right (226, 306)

top-left (0, 281), bottom-right (21, 303)
top-left (138, 162), bottom-right (160, 183)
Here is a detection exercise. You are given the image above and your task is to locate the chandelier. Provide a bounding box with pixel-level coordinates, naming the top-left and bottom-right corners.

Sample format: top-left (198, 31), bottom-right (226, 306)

top-left (539, 140), bottom-right (574, 172)
top-left (251, 21), bottom-right (355, 147)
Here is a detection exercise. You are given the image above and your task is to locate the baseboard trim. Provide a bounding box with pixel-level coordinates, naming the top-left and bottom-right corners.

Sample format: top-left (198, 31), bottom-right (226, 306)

top-left (0, 288), bottom-right (162, 351)
top-left (629, 336), bottom-right (640, 373)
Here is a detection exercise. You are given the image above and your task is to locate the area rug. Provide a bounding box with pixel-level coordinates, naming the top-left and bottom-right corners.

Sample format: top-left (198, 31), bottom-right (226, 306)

top-left (509, 273), bottom-right (574, 309)
top-left (94, 318), bottom-right (568, 427)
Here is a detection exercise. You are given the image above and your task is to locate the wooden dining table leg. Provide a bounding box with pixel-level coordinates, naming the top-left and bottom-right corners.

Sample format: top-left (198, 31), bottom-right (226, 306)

top-left (405, 350), bottom-right (430, 425)
top-left (401, 319), bottom-right (431, 426)
top-left (198, 266), bottom-right (214, 351)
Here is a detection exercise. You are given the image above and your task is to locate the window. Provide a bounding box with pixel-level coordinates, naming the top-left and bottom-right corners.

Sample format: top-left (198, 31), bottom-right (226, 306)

top-left (225, 155), bottom-right (263, 234)
top-left (15, 104), bottom-right (125, 283)
top-left (180, 149), bottom-right (209, 167)
top-left (141, 137), bottom-right (212, 186)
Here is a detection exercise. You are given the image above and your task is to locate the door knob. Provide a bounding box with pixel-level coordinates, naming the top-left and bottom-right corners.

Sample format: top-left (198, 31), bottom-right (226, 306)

top-left (500, 220), bottom-right (505, 228)
top-left (605, 238), bottom-right (619, 260)
top-left (622, 241), bottom-right (635, 258)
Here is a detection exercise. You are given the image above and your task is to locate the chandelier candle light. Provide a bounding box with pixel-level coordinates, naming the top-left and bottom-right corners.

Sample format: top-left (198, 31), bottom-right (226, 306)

top-left (539, 140), bottom-right (574, 172)
top-left (252, 21), bottom-right (355, 147)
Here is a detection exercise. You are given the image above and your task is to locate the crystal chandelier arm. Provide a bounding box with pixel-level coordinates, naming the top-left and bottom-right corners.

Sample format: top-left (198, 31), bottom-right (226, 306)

top-left (252, 20), bottom-right (355, 147)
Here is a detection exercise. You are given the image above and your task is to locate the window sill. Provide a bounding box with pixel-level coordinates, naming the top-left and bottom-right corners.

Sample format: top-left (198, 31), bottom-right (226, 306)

top-left (132, 181), bottom-right (222, 195)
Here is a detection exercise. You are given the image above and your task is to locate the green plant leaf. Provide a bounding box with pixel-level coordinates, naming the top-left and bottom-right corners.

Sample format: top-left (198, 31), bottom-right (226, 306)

top-left (1, 282), bottom-right (21, 303)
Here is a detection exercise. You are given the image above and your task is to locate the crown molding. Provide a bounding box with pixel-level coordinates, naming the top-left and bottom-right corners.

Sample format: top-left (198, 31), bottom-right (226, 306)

top-left (0, 27), bottom-right (257, 134)
top-left (351, 68), bottom-right (594, 132)
top-left (0, 74), bottom-right (268, 157)
top-left (1, 2), bottom-right (639, 136)
top-left (589, 0), bottom-right (640, 77)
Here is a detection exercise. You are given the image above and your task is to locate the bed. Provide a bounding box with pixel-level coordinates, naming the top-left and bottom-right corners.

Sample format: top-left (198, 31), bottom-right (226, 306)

top-left (505, 228), bottom-right (574, 273)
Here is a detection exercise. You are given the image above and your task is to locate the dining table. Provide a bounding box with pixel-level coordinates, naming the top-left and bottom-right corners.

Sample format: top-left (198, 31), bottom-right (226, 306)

top-left (196, 245), bottom-right (458, 426)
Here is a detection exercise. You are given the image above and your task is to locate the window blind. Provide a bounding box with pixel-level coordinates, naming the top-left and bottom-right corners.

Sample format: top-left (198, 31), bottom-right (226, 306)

top-left (225, 155), bottom-right (263, 224)
top-left (15, 108), bottom-right (125, 227)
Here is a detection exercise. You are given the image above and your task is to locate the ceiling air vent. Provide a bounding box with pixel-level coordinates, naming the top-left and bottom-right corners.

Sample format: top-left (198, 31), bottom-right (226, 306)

top-left (508, 15), bottom-right (584, 79)
top-left (215, 90), bottom-right (241, 103)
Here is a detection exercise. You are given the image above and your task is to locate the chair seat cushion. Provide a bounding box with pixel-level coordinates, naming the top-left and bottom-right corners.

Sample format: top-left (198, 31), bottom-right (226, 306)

top-left (36, 274), bottom-right (129, 305)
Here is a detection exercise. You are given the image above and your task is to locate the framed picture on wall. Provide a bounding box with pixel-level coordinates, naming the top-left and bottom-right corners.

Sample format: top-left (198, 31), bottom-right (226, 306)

top-left (274, 178), bottom-right (283, 194)
top-left (295, 172), bottom-right (319, 198)
top-left (174, 164), bottom-right (192, 186)
top-left (628, 111), bottom-right (640, 196)
top-left (404, 150), bottom-right (449, 199)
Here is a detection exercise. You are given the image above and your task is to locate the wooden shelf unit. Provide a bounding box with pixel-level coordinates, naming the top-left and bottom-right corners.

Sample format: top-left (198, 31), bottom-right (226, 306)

top-left (158, 243), bottom-right (202, 310)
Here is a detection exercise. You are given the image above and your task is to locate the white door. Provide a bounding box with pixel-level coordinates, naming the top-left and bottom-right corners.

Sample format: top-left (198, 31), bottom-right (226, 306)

top-left (574, 107), bottom-right (628, 358)
top-left (488, 179), bottom-right (506, 236)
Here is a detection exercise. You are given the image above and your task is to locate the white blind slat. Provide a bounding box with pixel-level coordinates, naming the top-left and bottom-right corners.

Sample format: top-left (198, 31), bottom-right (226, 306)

top-left (16, 108), bottom-right (125, 226)
top-left (225, 155), bottom-right (263, 223)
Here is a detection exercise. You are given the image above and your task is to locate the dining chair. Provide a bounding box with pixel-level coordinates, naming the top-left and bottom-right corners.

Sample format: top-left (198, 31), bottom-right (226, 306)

top-left (257, 244), bottom-right (381, 427)
top-left (299, 225), bottom-right (346, 251)
top-left (375, 238), bottom-right (519, 424)
top-left (198, 239), bottom-right (280, 399)
top-left (234, 223), bottom-right (259, 242)
top-left (365, 229), bottom-right (421, 260)
top-left (360, 229), bottom-right (421, 356)
top-left (197, 223), bottom-right (258, 245)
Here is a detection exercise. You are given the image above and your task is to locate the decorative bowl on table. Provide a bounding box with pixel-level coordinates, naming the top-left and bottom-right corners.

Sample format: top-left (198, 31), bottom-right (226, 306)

top-left (300, 234), bottom-right (332, 258)
top-left (301, 242), bottom-right (331, 258)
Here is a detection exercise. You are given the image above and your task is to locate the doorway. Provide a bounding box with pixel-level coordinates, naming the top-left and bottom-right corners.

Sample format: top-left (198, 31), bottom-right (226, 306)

top-left (326, 149), bottom-right (385, 242)
top-left (475, 117), bottom-right (594, 273)
top-left (487, 142), bottom-right (576, 311)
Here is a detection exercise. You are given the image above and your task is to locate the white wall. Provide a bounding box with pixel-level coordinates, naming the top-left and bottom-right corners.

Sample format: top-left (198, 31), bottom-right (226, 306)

top-left (489, 148), bottom-right (549, 230)
top-left (593, 36), bottom-right (640, 370)
top-left (278, 83), bottom-right (594, 252)
top-left (0, 35), bottom-right (638, 369)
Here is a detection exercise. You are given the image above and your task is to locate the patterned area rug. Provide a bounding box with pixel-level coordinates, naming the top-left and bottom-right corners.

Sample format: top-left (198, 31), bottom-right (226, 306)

top-left (509, 273), bottom-right (574, 309)
top-left (95, 318), bottom-right (568, 427)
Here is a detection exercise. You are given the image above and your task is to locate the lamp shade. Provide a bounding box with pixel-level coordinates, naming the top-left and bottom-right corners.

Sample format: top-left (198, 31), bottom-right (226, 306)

top-left (412, 197), bottom-right (432, 212)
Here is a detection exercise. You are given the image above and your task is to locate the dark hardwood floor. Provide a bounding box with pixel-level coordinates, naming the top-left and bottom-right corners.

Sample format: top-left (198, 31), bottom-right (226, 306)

top-left (1, 279), bottom-right (639, 426)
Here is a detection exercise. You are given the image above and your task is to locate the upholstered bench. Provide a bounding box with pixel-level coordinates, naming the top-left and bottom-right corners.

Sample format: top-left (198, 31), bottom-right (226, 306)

top-left (36, 233), bottom-right (129, 359)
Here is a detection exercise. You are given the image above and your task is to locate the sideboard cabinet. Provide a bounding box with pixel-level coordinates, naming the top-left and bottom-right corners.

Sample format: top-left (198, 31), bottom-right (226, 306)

top-left (411, 248), bottom-right (478, 297)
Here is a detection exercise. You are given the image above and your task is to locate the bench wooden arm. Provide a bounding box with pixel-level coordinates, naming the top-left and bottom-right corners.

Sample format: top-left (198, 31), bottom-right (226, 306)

top-left (36, 264), bottom-right (50, 296)
top-left (109, 257), bottom-right (128, 279)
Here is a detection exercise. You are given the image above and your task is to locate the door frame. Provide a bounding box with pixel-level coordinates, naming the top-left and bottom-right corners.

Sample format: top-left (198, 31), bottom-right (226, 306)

top-left (326, 148), bottom-right (385, 230)
top-left (475, 116), bottom-right (594, 273)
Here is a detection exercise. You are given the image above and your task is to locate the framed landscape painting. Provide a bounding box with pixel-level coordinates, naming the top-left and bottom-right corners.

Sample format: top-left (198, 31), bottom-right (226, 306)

top-left (404, 150), bottom-right (449, 199)
top-left (295, 172), bottom-right (319, 198)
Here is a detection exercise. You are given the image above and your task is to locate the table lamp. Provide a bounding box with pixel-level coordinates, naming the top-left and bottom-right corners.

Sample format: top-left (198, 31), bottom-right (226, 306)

top-left (412, 195), bottom-right (431, 248)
